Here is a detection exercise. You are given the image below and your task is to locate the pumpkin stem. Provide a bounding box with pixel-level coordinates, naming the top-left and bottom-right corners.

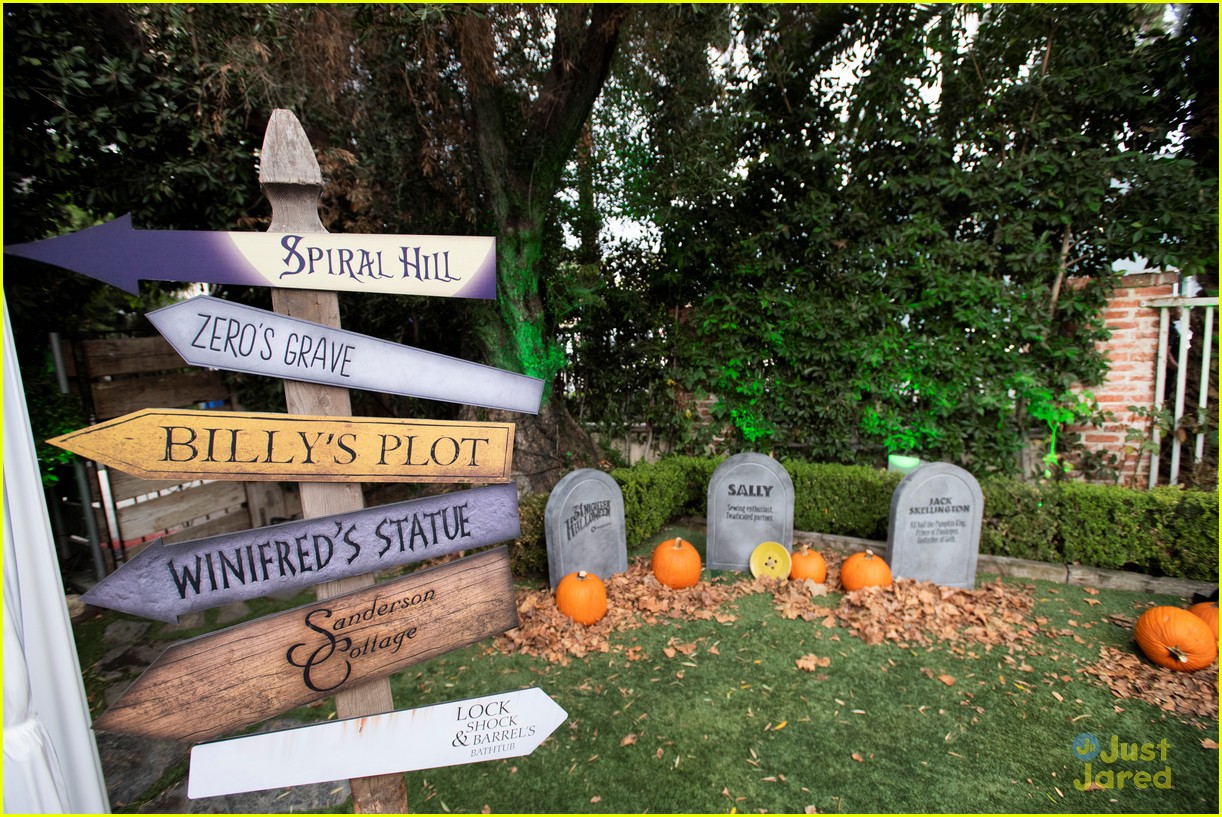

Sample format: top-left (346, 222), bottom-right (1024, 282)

top-left (577, 570), bottom-right (588, 579)
top-left (864, 549), bottom-right (876, 559)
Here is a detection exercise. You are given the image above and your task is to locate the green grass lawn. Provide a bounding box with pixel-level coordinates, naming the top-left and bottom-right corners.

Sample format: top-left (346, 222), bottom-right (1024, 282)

top-left (389, 527), bottom-right (1218, 814)
top-left (78, 525), bottom-right (1218, 814)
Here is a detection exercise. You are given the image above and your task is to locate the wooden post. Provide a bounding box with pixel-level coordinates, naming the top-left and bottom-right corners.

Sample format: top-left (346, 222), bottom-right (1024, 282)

top-left (259, 109), bottom-right (408, 813)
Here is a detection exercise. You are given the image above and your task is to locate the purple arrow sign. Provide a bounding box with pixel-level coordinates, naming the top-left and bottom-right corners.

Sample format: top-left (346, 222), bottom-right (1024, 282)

top-left (148, 295), bottom-right (543, 414)
top-left (80, 483), bottom-right (520, 623)
top-left (3, 214), bottom-right (497, 299)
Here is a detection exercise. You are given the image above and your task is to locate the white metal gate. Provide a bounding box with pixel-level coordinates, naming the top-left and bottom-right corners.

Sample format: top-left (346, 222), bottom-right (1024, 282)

top-left (1144, 291), bottom-right (1218, 488)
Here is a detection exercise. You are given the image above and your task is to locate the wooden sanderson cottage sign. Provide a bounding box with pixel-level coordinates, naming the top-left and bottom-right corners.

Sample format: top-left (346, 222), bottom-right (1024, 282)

top-left (188, 688), bottom-right (567, 798)
top-left (93, 547), bottom-right (518, 744)
top-left (3, 213), bottom-right (497, 299)
top-left (148, 295), bottom-right (544, 414)
top-left (81, 483), bottom-right (521, 622)
top-left (47, 408), bottom-right (514, 483)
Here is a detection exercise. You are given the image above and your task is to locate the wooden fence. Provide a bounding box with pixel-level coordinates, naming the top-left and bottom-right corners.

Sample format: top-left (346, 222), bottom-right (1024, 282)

top-left (59, 332), bottom-right (299, 569)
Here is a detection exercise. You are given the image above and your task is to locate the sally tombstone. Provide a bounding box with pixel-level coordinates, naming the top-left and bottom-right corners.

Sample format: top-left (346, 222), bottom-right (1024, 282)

top-left (886, 463), bottom-right (983, 589)
top-left (544, 469), bottom-right (627, 589)
top-left (706, 453), bottom-right (794, 572)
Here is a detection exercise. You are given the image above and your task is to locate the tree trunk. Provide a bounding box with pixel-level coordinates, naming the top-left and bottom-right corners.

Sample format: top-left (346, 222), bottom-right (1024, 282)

top-left (455, 5), bottom-right (628, 494)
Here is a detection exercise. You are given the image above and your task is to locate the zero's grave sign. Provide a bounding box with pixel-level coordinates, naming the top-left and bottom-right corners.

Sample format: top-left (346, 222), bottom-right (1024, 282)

top-left (187, 688), bottom-right (567, 799)
top-left (48, 408), bottom-right (514, 483)
top-left (3, 213), bottom-right (497, 299)
top-left (93, 547), bottom-right (519, 744)
top-left (886, 463), bottom-right (983, 589)
top-left (81, 483), bottom-right (521, 622)
top-left (149, 295), bottom-right (543, 415)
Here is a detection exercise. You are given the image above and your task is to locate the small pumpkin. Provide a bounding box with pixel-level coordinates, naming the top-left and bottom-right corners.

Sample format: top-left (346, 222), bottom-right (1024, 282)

top-left (789, 546), bottom-right (827, 583)
top-left (1134, 605), bottom-right (1217, 672)
top-left (556, 570), bottom-right (608, 625)
top-left (1187, 601), bottom-right (1219, 642)
top-left (652, 537), bottom-right (702, 589)
top-left (840, 549), bottom-right (892, 592)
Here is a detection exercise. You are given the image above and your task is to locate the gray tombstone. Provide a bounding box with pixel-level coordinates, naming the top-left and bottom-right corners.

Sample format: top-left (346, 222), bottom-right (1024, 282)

top-left (706, 453), bottom-right (794, 572)
top-left (887, 463), bottom-right (983, 589)
top-left (545, 469), bottom-right (627, 589)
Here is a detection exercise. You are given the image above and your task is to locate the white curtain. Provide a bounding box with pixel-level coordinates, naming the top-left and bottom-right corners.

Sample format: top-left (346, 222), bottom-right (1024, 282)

top-left (3, 299), bottom-right (109, 813)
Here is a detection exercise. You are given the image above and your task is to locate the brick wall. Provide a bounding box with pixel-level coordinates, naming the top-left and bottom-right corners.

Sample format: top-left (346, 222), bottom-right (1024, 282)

top-left (1067, 270), bottom-right (1180, 488)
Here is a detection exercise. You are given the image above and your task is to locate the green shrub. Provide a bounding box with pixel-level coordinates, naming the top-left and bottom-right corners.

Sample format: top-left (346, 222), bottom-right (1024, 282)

top-left (611, 459), bottom-right (695, 545)
top-left (978, 476), bottom-right (1062, 564)
top-left (1052, 481), bottom-right (1159, 570)
top-left (1149, 486), bottom-right (1219, 581)
top-left (508, 491), bottom-right (548, 580)
top-left (785, 460), bottom-right (901, 539)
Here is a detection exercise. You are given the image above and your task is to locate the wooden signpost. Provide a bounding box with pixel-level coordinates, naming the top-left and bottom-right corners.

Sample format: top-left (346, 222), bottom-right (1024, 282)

top-left (147, 295), bottom-right (544, 414)
top-left (29, 109), bottom-right (544, 813)
top-left (47, 409), bottom-right (515, 483)
top-left (81, 483), bottom-right (521, 623)
top-left (187, 687), bottom-right (567, 799)
top-left (92, 547), bottom-right (518, 744)
top-left (3, 212), bottom-right (498, 298)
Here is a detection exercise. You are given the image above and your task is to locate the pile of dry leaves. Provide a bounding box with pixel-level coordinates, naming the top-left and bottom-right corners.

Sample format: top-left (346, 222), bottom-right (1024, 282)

top-left (494, 547), bottom-right (1218, 728)
top-left (824, 579), bottom-right (1039, 648)
top-left (1081, 639), bottom-right (1219, 726)
top-left (493, 557), bottom-right (756, 665)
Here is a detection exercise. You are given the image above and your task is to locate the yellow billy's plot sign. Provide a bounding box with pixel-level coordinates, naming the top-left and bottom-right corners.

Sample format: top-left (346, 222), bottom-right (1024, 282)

top-left (48, 408), bottom-right (514, 483)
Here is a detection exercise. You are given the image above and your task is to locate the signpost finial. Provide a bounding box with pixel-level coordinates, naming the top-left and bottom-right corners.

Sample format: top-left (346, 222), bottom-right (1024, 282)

top-left (260, 109), bottom-right (325, 233)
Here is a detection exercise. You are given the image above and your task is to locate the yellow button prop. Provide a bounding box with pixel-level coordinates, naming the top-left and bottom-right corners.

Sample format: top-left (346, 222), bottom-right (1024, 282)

top-left (749, 541), bottom-right (792, 579)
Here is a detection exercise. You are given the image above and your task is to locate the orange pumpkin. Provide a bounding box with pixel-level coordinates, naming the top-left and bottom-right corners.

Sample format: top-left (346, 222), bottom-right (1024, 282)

top-left (1134, 605), bottom-right (1217, 672)
top-left (1187, 601), bottom-right (1219, 642)
top-left (651, 537), bottom-right (702, 589)
top-left (840, 549), bottom-right (892, 591)
top-left (556, 570), bottom-right (608, 625)
top-left (789, 546), bottom-right (827, 583)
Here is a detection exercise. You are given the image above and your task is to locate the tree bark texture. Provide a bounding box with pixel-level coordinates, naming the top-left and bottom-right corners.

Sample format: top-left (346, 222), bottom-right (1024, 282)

top-left (453, 5), bottom-right (629, 492)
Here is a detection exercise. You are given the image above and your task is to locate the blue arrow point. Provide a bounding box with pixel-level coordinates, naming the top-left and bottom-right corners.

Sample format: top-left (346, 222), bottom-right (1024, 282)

top-left (5, 214), bottom-right (143, 294)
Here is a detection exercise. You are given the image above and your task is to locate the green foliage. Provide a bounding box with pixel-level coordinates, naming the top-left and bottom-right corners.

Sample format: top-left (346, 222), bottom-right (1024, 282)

top-left (784, 461), bottom-right (902, 540)
top-left (1149, 486), bottom-right (1221, 581)
top-left (977, 476), bottom-right (1064, 565)
top-left (611, 458), bottom-right (703, 546)
top-left (573, 4), bottom-right (1216, 474)
top-left (979, 478), bottom-right (1218, 581)
top-left (507, 492), bottom-right (549, 580)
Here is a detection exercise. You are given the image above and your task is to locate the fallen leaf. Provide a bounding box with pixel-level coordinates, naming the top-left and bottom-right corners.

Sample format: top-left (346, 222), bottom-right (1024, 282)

top-left (938, 674), bottom-right (956, 686)
top-left (620, 733), bottom-right (638, 746)
top-left (1083, 587), bottom-right (1099, 595)
top-left (590, 796), bottom-right (601, 804)
top-left (796, 654), bottom-right (831, 671)
top-left (805, 807), bottom-right (818, 814)
top-left (1051, 691), bottom-right (1064, 702)
top-left (1203, 738), bottom-right (1219, 750)
top-left (851, 752), bottom-right (864, 762)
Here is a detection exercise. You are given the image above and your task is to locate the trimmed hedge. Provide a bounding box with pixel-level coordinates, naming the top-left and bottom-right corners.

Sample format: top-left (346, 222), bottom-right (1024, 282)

top-left (509, 457), bottom-right (1218, 582)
